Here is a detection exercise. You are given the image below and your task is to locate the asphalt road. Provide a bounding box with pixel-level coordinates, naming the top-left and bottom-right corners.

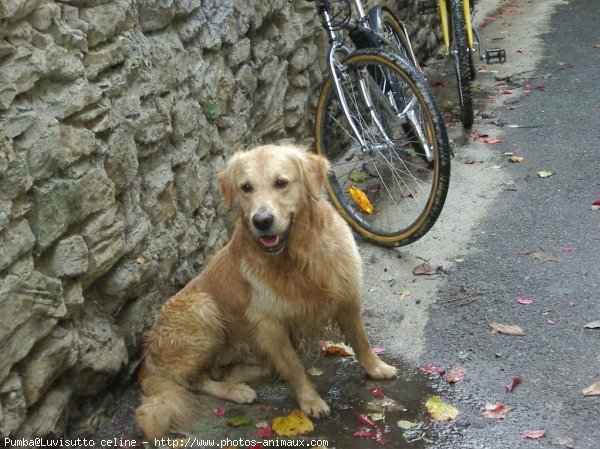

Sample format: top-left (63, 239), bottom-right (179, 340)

top-left (420, 0), bottom-right (600, 447)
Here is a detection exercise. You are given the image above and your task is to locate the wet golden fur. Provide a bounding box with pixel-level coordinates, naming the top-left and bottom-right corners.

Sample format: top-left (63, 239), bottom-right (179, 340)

top-left (135, 144), bottom-right (397, 438)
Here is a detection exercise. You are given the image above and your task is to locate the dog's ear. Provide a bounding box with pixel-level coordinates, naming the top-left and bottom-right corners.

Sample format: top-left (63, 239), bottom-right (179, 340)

top-left (217, 165), bottom-right (234, 211)
top-left (301, 152), bottom-right (331, 200)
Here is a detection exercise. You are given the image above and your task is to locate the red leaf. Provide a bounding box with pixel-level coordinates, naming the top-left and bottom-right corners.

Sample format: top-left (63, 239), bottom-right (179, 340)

top-left (353, 428), bottom-right (374, 438)
top-left (505, 377), bottom-right (522, 393)
top-left (515, 297), bottom-right (534, 305)
top-left (371, 385), bottom-right (385, 397)
top-left (501, 90), bottom-right (513, 95)
top-left (213, 407), bottom-right (225, 416)
top-left (519, 429), bottom-right (547, 439)
top-left (356, 413), bottom-right (376, 427)
top-left (430, 80), bottom-right (445, 87)
top-left (592, 198), bottom-right (600, 206)
top-left (473, 134), bottom-right (504, 144)
top-left (372, 346), bottom-right (386, 354)
top-left (567, 301), bottom-right (577, 307)
top-left (547, 319), bottom-right (555, 325)
top-left (256, 425), bottom-right (272, 439)
top-left (419, 365), bottom-right (445, 375)
top-left (443, 364), bottom-right (466, 383)
top-left (562, 248), bottom-right (573, 252)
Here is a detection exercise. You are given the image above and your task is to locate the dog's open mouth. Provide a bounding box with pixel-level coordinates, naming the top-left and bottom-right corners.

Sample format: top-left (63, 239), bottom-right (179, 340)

top-left (257, 225), bottom-right (291, 254)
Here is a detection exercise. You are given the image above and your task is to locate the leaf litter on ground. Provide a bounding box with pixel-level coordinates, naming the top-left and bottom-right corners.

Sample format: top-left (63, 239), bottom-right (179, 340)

top-left (505, 377), bottom-right (523, 393)
top-left (482, 402), bottom-right (512, 419)
top-left (582, 381), bottom-right (600, 396)
top-left (426, 397), bottom-right (459, 421)
top-left (271, 410), bottom-right (314, 437)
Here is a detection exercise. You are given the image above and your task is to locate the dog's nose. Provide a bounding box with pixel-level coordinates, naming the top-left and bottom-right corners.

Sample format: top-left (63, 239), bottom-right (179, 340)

top-left (252, 212), bottom-right (274, 231)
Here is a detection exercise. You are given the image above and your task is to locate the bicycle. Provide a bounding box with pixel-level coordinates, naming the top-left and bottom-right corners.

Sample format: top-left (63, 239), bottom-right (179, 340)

top-left (419, 0), bottom-right (506, 129)
top-left (310, 0), bottom-right (451, 247)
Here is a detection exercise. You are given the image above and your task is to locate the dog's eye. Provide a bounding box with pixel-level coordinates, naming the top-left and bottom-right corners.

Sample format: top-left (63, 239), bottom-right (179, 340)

top-left (274, 179), bottom-right (288, 189)
top-left (241, 183), bottom-right (253, 193)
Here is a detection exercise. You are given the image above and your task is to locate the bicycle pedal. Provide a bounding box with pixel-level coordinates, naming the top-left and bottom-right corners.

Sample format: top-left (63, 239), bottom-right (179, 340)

top-left (485, 48), bottom-right (506, 63)
top-left (418, 1), bottom-right (437, 15)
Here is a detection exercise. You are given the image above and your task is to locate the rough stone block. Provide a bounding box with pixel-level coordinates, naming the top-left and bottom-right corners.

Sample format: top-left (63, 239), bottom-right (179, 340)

top-left (73, 313), bottom-right (128, 395)
top-left (83, 37), bottom-right (130, 80)
top-left (81, 205), bottom-right (125, 284)
top-left (105, 125), bottom-right (139, 192)
top-left (15, 384), bottom-right (72, 438)
top-left (0, 147), bottom-right (32, 201)
top-left (0, 219), bottom-right (36, 272)
top-left (0, 109), bottom-right (36, 139)
top-left (19, 325), bottom-right (79, 406)
top-left (28, 169), bottom-right (115, 250)
top-left (62, 280), bottom-right (84, 317)
top-left (0, 372), bottom-right (26, 437)
top-left (0, 269), bottom-right (64, 382)
top-left (80, 0), bottom-right (134, 48)
top-left (42, 235), bottom-right (89, 277)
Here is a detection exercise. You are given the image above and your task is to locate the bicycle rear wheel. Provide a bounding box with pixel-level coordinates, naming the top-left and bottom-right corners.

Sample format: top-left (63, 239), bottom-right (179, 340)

top-left (450, 0), bottom-right (475, 129)
top-left (315, 49), bottom-right (451, 247)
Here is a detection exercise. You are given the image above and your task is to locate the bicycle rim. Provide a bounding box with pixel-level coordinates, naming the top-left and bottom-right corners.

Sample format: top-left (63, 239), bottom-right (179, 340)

top-left (315, 49), bottom-right (451, 247)
top-left (377, 8), bottom-right (420, 69)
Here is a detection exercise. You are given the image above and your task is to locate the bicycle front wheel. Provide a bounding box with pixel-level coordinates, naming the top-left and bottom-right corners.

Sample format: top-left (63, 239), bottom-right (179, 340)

top-left (315, 49), bottom-right (451, 247)
top-left (450, 0), bottom-right (475, 129)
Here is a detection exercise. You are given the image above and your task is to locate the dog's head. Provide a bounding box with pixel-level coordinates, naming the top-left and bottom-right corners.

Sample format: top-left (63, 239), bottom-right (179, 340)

top-left (217, 144), bottom-right (330, 254)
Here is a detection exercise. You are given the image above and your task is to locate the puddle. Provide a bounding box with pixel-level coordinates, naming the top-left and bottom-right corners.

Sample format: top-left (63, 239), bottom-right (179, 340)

top-left (195, 355), bottom-right (450, 449)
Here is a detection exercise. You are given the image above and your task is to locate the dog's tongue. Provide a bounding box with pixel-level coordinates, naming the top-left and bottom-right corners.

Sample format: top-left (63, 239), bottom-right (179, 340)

top-left (259, 235), bottom-right (280, 248)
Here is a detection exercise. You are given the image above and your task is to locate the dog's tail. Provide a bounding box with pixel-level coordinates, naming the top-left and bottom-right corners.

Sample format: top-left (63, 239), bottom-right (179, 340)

top-left (135, 365), bottom-right (200, 439)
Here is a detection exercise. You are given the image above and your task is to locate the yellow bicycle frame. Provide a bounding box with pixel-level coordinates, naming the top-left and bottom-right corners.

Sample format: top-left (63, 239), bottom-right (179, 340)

top-left (439, 0), bottom-right (475, 53)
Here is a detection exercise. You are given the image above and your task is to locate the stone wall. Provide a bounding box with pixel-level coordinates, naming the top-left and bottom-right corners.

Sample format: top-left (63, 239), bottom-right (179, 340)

top-left (0, 0), bottom-right (439, 438)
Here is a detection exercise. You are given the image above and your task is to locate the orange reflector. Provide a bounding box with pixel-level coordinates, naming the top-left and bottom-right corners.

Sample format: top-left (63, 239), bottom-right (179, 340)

top-left (349, 185), bottom-right (373, 215)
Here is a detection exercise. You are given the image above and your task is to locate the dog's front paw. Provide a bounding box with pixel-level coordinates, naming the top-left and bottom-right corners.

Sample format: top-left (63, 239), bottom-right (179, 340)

top-left (366, 360), bottom-right (398, 379)
top-left (299, 394), bottom-right (330, 419)
top-left (229, 383), bottom-right (257, 404)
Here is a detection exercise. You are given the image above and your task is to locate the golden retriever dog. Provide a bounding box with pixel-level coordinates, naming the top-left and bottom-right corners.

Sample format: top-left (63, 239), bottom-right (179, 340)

top-left (135, 144), bottom-right (397, 438)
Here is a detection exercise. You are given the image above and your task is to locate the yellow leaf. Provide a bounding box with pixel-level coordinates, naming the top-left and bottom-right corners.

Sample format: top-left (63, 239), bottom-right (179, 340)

top-left (489, 322), bottom-right (525, 336)
top-left (426, 396), bottom-right (459, 421)
top-left (272, 409), bottom-right (314, 436)
top-left (307, 367), bottom-right (324, 376)
top-left (582, 381), bottom-right (600, 396)
top-left (537, 170), bottom-right (554, 178)
top-left (508, 155), bottom-right (524, 163)
top-left (349, 185), bottom-right (373, 215)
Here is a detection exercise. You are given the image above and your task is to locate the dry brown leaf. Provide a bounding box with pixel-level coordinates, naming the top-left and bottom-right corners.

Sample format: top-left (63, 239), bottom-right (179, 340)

top-left (413, 262), bottom-right (437, 276)
top-left (489, 322), bottom-right (525, 336)
top-left (531, 250), bottom-right (559, 262)
top-left (582, 381), bottom-right (600, 396)
top-left (508, 155), bottom-right (524, 163)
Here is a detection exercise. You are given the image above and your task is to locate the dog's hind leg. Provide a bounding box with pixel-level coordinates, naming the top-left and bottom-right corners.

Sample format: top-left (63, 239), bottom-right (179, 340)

top-left (197, 376), bottom-right (257, 404)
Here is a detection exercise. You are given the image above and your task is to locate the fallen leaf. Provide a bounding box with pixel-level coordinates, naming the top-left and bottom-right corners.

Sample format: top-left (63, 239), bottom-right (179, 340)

top-left (348, 169), bottom-right (369, 183)
top-left (373, 427), bottom-right (391, 445)
top-left (537, 170), bottom-right (554, 178)
top-left (412, 262), bottom-right (438, 276)
top-left (271, 410), bottom-right (314, 436)
top-left (562, 247), bottom-right (573, 252)
top-left (353, 428), bottom-right (374, 439)
top-left (349, 185), bottom-right (374, 215)
top-left (482, 401), bottom-right (512, 419)
top-left (519, 429), bottom-right (547, 439)
top-left (515, 297), bottom-right (534, 305)
top-left (371, 385), bottom-right (385, 397)
top-left (396, 420), bottom-right (419, 430)
top-left (307, 367), bottom-right (324, 376)
top-left (591, 198), bottom-right (600, 210)
top-left (508, 155), bottom-right (524, 163)
top-left (505, 377), bottom-right (523, 393)
top-left (582, 381), bottom-right (600, 396)
top-left (419, 365), bottom-right (445, 375)
top-left (227, 417), bottom-right (252, 427)
top-left (321, 341), bottom-right (355, 356)
top-left (489, 322), bottom-right (525, 336)
top-left (397, 290), bottom-right (411, 299)
top-left (356, 413), bottom-right (376, 427)
top-left (443, 364), bottom-right (466, 383)
top-left (426, 396), bottom-right (459, 421)
top-left (372, 346), bottom-right (386, 354)
top-left (256, 423), bottom-right (272, 439)
top-left (547, 319), bottom-right (555, 325)
top-left (473, 134), bottom-right (505, 144)
top-left (531, 250), bottom-right (559, 262)
top-left (430, 80), bottom-right (445, 87)
top-left (584, 320), bottom-right (600, 329)
top-left (135, 257), bottom-right (145, 265)
top-left (213, 407), bottom-right (225, 416)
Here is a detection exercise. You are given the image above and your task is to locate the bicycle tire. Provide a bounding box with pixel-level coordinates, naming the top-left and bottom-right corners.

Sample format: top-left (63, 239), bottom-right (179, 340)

top-left (315, 48), bottom-right (451, 247)
top-left (368, 6), bottom-right (420, 70)
top-left (449, 0), bottom-right (475, 129)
